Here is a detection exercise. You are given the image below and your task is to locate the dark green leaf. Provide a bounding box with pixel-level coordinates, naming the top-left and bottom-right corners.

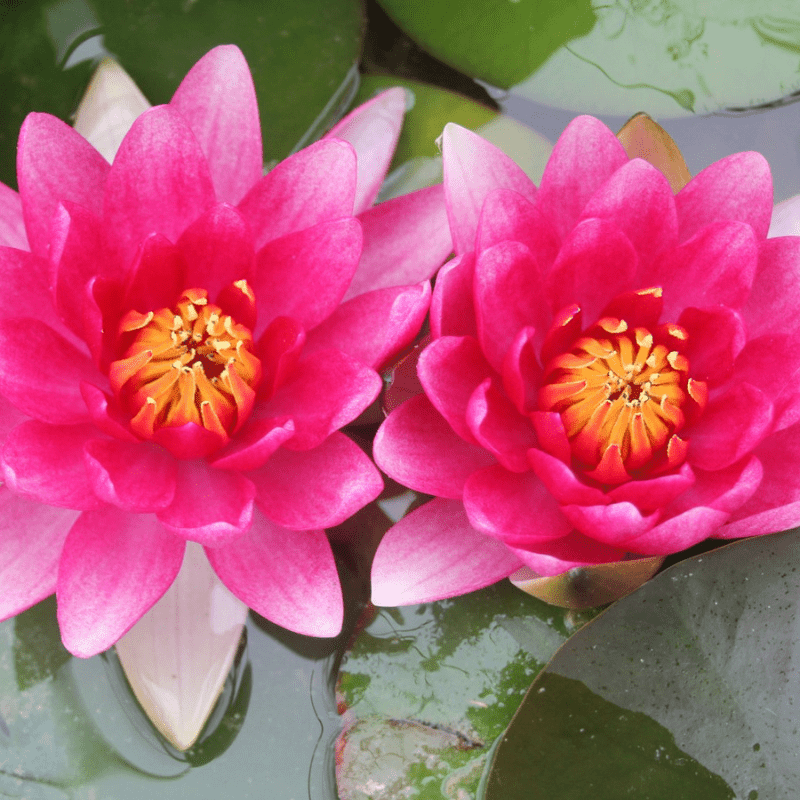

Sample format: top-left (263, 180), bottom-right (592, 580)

top-left (13, 596), bottom-right (71, 692)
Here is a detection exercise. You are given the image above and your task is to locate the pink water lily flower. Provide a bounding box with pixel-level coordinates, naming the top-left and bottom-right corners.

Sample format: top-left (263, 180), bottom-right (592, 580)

top-left (371, 115), bottom-right (800, 606)
top-left (0, 45), bottom-right (451, 656)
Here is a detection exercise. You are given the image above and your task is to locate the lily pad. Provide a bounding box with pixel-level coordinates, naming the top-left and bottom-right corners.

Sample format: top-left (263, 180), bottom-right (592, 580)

top-left (484, 530), bottom-right (800, 799)
top-left (336, 581), bottom-right (600, 799)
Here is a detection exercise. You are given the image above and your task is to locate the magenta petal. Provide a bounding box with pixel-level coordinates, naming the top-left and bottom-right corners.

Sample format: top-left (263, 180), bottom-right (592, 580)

top-left (560, 502), bottom-right (659, 547)
top-left (430, 252), bottom-right (478, 339)
top-left (463, 465), bottom-right (572, 544)
top-left (0, 319), bottom-right (98, 423)
top-left (649, 221), bottom-right (758, 318)
top-left (170, 45), bottom-right (262, 206)
top-left (546, 218), bottom-right (638, 324)
top-left (2, 421), bottom-right (104, 510)
top-left (17, 112), bottom-right (109, 257)
top-left (679, 306), bottom-right (746, 385)
top-left (371, 498), bottom-right (522, 605)
top-left (506, 532), bottom-right (628, 577)
top-left (206, 508), bottom-right (343, 636)
top-left (528, 448), bottom-right (608, 505)
top-left (177, 203), bottom-right (254, 302)
top-left (84, 439), bottom-right (177, 512)
top-left (442, 123), bottom-right (537, 255)
top-left (103, 105), bottom-right (215, 273)
top-left (627, 507), bottom-right (729, 554)
top-left (123, 234), bottom-right (186, 314)
top-left (304, 282), bottom-right (430, 369)
top-left (238, 139), bottom-right (356, 251)
top-left (688, 383), bottom-right (774, 470)
top-left (536, 115), bottom-right (629, 241)
top-left (253, 217), bottom-right (361, 333)
top-left (326, 88), bottom-right (406, 214)
top-left (80, 383), bottom-right (138, 442)
top-left (475, 240), bottom-right (548, 371)
top-left (676, 151), bottom-right (773, 242)
top-left (503, 327), bottom-right (542, 415)
top-left (210, 417), bottom-right (295, 471)
top-left (417, 336), bottom-right (493, 444)
top-left (156, 461), bottom-right (255, 545)
top-left (57, 510), bottom-right (185, 657)
top-left (0, 488), bottom-right (80, 620)
top-left (0, 181), bottom-right (28, 249)
top-left (347, 184), bottom-right (451, 299)
top-left (742, 236), bottom-right (800, 337)
top-left (250, 432), bottom-right (382, 529)
top-left (259, 349), bottom-right (381, 450)
top-left (374, 395), bottom-right (496, 498)
top-left (607, 463), bottom-right (694, 510)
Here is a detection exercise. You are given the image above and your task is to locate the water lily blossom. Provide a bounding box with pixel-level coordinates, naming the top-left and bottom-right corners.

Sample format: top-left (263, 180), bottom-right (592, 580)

top-left (371, 115), bottom-right (800, 606)
top-left (0, 45), bottom-right (451, 656)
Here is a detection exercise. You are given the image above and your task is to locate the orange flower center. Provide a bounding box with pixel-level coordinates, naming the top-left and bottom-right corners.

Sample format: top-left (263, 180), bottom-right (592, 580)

top-left (109, 285), bottom-right (262, 440)
top-left (539, 317), bottom-right (705, 484)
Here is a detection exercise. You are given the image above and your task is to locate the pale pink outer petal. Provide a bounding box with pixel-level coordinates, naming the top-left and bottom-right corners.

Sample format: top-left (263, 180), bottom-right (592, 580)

top-left (17, 112), bottom-right (109, 257)
top-left (249, 432), bottom-right (382, 530)
top-left (430, 253), bottom-right (478, 339)
top-left (768, 193), bottom-right (800, 237)
top-left (84, 439), bottom-right (177, 512)
top-left (252, 217), bottom-right (362, 334)
top-left (442, 123), bottom-right (537, 255)
top-left (370, 498), bottom-right (523, 606)
top-left (374, 395), bottom-right (497, 498)
top-left (346, 185), bottom-right (452, 300)
top-left (303, 282), bottom-right (430, 369)
top-left (2, 422), bottom-right (105, 510)
top-left (57, 509), bottom-right (185, 657)
top-left (325, 88), bottom-right (406, 214)
top-left (675, 151), bottom-right (773, 242)
top-left (0, 319), bottom-right (99, 424)
top-left (0, 488), bottom-right (80, 620)
top-left (535, 115), bottom-right (629, 241)
top-left (170, 45), bottom-right (262, 206)
top-left (238, 139), bottom-right (356, 251)
top-left (156, 461), bottom-right (255, 545)
top-left (0, 181), bottom-right (29, 249)
top-left (205, 508), bottom-right (343, 637)
top-left (103, 105), bottom-right (215, 273)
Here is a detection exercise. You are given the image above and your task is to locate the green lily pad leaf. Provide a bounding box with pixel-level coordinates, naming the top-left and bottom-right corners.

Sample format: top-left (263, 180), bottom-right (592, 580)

top-left (13, 596), bottom-right (71, 692)
top-left (484, 530), bottom-right (800, 799)
top-left (336, 581), bottom-right (600, 799)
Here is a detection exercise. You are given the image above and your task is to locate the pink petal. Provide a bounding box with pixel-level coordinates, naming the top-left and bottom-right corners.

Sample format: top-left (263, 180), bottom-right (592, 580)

top-left (506, 531), bottom-right (628, 576)
top-left (370, 498), bottom-right (522, 605)
top-left (176, 203), bottom-right (255, 302)
top-left (304, 282), bottom-right (430, 369)
top-left (688, 383), bottom-right (774, 470)
top-left (546, 218), bottom-right (638, 324)
top-left (252, 217), bottom-right (361, 334)
top-left (156, 461), bottom-right (255, 545)
top-left (149, 421), bottom-right (227, 460)
top-left (325, 88), bottom-right (406, 214)
top-left (80, 382), bottom-right (138, 442)
top-left (477, 188), bottom-right (560, 272)
top-left (502, 326), bottom-right (542, 415)
top-left (560, 502), bottom-right (659, 547)
top-left (528, 448), bottom-right (609, 505)
top-left (57, 509), bottom-right (185, 657)
top-left (122, 233), bottom-right (186, 314)
top-left (103, 105), bottom-right (215, 274)
top-left (0, 488), bottom-right (80, 620)
top-left (417, 336), bottom-right (493, 444)
top-left (475, 240), bottom-right (548, 371)
top-left (84, 439), bottom-right (177, 512)
top-left (250, 432), bottom-right (382, 529)
top-left (607, 463), bottom-right (694, 510)
top-left (676, 151), bottom-right (773, 242)
top-left (535, 115), bottom-right (629, 241)
top-left (170, 45), bottom-right (262, 206)
top-left (0, 319), bottom-right (98, 423)
top-left (463, 465), bottom-right (572, 544)
top-left (466, 378), bottom-right (537, 471)
top-left (205, 508), bottom-right (343, 636)
top-left (346, 184), bottom-right (451, 299)
top-left (679, 305), bottom-right (746, 385)
top-left (258, 349), bottom-right (381, 450)
top-left (580, 158), bottom-right (678, 269)
top-left (238, 139), bottom-right (356, 251)
top-left (17, 112), bottom-right (109, 257)
top-left (624, 507), bottom-right (728, 554)
top-left (741, 236), bottom-right (800, 338)
top-left (649, 221), bottom-right (758, 318)
top-left (442, 123), bottom-right (537, 255)
top-left (374, 394), bottom-right (497, 498)
top-left (210, 417), bottom-right (295, 471)
top-left (255, 315), bottom-right (306, 399)
top-left (2, 421), bottom-right (104, 510)
top-left (430, 252), bottom-right (478, 339)
top-left (768, 193), bottom-right (800, 237)
top-left (0, 181), bottom-right (29, 249)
